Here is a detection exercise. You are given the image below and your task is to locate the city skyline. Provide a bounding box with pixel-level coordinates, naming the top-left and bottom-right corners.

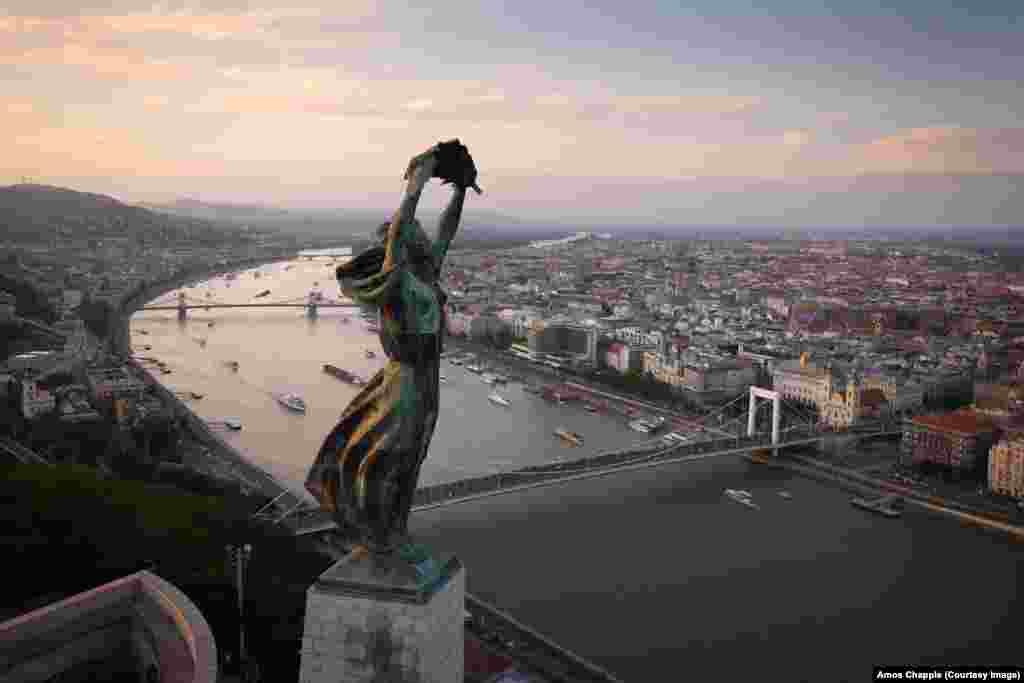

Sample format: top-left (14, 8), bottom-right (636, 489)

top-left (2, 0), bottom-right (1022, 225)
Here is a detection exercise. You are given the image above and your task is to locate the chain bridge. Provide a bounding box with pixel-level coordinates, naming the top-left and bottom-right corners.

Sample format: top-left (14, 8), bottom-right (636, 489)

top-left (140, 290), bottom-right (359, 320)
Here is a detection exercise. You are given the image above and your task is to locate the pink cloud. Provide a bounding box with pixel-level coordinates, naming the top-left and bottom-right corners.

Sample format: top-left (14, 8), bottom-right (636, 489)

top-left (858, 126), bottom-right (1024, 173)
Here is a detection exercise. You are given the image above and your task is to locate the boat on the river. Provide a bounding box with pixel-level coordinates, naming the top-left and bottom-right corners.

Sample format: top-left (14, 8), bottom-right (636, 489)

top-left (851, 495), bottom-right (902, 518)
top-left (365, 349), bottom-right (376, 359)
top-left (324, 364), bottom-right (365, 385)
top-left (225, 418), bottom-right (242, 430)
top-left (254, 290), bottom-right (271, 298)
top-left (629, 416), bottom-right (667, 434)
top-left (661, 432), bottom-right (688, 445)
top-left (488, 392), bottom-right (510, 407)
top-left (554, 428), bottom-right (584, 446)
top-left (275, 392), bottom-right (307, 413)
top-left (440, 374), bottom-right (448, 384)
top-left (725, 489), bottom-right (759, 509)
top-left (224, 360), bottom-right (239, 371)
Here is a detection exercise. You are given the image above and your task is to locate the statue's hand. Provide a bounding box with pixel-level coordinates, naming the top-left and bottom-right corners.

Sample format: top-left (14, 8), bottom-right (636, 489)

top-left (403, 148), bottom-right (439, 191)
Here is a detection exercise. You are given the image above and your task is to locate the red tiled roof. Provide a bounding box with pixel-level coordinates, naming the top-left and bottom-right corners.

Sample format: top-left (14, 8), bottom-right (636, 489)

top-left (910, 409), bottom-right (994, 436)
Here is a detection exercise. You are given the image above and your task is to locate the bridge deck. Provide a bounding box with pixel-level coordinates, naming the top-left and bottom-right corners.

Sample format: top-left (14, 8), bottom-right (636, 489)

top-left (288, 428), bottom-right (900, 536)
top-left (141, 303), bottom-right (358, 309)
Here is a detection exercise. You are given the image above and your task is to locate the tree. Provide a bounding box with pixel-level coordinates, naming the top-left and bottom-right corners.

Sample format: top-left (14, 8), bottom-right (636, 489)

top-left (79, 298), bottom-right (116, 340)
top-left (488, 322), bottom-right (513, 350)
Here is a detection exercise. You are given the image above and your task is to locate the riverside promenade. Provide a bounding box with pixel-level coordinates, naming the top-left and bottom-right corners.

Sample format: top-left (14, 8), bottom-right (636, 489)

top-left (767, 452), bottom-right (1024, 540)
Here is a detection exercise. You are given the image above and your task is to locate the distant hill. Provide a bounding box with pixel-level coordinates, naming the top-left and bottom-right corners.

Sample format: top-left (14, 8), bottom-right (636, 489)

top-left (0, 184), bottom-right (251, 243)
top-left (142, 198), bottom-right (572, 242)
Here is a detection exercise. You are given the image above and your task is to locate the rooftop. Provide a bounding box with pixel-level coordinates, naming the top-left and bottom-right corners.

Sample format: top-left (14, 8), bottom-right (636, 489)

top-left (910, 409), bottom-right (995, 436)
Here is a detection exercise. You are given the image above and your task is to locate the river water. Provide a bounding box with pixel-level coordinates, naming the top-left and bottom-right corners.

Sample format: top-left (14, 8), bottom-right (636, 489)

top-left (131, 259), bottom-right (650, 499)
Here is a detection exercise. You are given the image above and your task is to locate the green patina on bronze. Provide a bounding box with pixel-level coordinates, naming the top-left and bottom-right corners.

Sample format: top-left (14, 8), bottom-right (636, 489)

top-left (305, 140), bottom-right (478, 555)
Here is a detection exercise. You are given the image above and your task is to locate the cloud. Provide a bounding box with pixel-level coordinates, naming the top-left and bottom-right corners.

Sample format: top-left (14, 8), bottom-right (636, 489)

top-left (859, 126), bottom-right (1024, 173)
top-left (782, 129), bottom-right (813, 146)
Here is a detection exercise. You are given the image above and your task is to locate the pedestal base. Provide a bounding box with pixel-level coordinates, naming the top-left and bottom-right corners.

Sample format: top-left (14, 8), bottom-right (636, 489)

top-left (300, 545), bottom-right (464, 683)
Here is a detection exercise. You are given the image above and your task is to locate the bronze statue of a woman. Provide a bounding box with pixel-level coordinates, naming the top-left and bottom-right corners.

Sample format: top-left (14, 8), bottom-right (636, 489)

top-left (305, 140), bottom-right (480, 555)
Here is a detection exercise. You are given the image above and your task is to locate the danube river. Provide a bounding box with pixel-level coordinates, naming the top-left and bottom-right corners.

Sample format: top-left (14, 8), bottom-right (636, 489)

top-left (131, 259), bottom-right (650, 499)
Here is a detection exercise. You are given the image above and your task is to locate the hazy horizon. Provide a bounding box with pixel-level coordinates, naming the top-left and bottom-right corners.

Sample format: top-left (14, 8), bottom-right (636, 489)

top-left (3, 1), bottom-right (1021, 226)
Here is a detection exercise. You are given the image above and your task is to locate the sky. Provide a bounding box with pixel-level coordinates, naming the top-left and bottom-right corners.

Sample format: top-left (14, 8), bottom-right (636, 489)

top-left (2, 0), bottom-right (1022, 226)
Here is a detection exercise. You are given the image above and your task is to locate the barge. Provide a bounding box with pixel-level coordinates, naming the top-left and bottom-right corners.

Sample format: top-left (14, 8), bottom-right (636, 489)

top-left (324, 364), bottom-right (366, 386)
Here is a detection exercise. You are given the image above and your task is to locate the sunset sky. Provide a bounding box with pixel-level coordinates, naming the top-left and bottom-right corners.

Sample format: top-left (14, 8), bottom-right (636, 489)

top-left (2, 0), bottom-right (1022, 226)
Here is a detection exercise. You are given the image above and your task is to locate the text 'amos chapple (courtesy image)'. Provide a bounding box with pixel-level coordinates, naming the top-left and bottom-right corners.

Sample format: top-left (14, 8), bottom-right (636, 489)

top-left (874, 667), bottom-right (1023, 681)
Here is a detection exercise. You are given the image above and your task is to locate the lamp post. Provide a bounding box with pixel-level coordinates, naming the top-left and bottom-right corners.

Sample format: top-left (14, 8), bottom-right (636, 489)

top-left (225, 543), bottom-right (254, 679)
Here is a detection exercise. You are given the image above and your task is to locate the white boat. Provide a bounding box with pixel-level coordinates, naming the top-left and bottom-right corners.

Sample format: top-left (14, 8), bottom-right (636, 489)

top-left (224, 418), bottom-right (242, 430)
top-left (275, 393), bottom-right (307, 413)
top-left (365, 349), bottom-right (376, 359)
top-left (629, 419), bottom-right (652, 433)
top-left (439, 374), bottom-right (448, 384)
top-left (488, 392), bottom-right (510, 407)
top-left (481, 373), bottom-right (496, 384)
top-left (724, 489), bottom-right (758, 509)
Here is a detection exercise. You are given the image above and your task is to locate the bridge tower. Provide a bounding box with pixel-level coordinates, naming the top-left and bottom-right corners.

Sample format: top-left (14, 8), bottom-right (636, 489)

top-left (748, 386), bottom-right (781, 447)
top-left (177, 291), bottom-right (187, 321)
top-left (306, 291), bottom-right (319, 319)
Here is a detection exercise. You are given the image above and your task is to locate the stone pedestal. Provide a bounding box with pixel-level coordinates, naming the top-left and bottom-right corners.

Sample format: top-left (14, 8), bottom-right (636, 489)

top-left (299, 545), bottom-right (464, 683)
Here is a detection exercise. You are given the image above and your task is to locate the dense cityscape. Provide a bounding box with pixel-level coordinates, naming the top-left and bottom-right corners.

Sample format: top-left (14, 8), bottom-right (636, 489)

top-left (2, 181), bottom-right (1024, 680)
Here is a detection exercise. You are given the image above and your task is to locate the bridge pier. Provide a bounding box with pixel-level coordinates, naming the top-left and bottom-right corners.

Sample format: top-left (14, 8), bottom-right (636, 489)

top-left (177, 292), bottom-right (187, 321)
top-left (748, 387), bottom-right (781, 452)
top-left (306, 303), bottom-right (318, 319)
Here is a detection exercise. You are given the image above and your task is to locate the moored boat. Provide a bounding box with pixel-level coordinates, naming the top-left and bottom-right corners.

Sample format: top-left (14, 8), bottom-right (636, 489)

top-left (275, 392), bottom-right (307, 413)
top-left (324, 364), bottom-right (366, 385)
top-left (488, 392), bottom-right (510, 407)
top-left (224, 418), bottom-right (242, 430)
top-left (851, 496), bottom-right (902, 518)
top-left (554, 428), bottom-right (584, 446)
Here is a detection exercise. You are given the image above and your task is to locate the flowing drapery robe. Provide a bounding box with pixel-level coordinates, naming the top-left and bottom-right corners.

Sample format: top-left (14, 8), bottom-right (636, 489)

top-left (305, 212), bottom-right (452, 552)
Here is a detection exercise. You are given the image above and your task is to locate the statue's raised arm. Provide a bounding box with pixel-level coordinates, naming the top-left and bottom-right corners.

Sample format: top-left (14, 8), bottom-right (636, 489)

top-left (307, 140), bottom-right (480, 556)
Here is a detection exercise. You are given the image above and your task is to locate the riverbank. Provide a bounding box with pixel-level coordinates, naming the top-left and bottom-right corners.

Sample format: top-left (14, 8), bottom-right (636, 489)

top-left (442, 337), bottom-right (718, 428)
top-left (765, 451), bottom-right (1024, 541)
